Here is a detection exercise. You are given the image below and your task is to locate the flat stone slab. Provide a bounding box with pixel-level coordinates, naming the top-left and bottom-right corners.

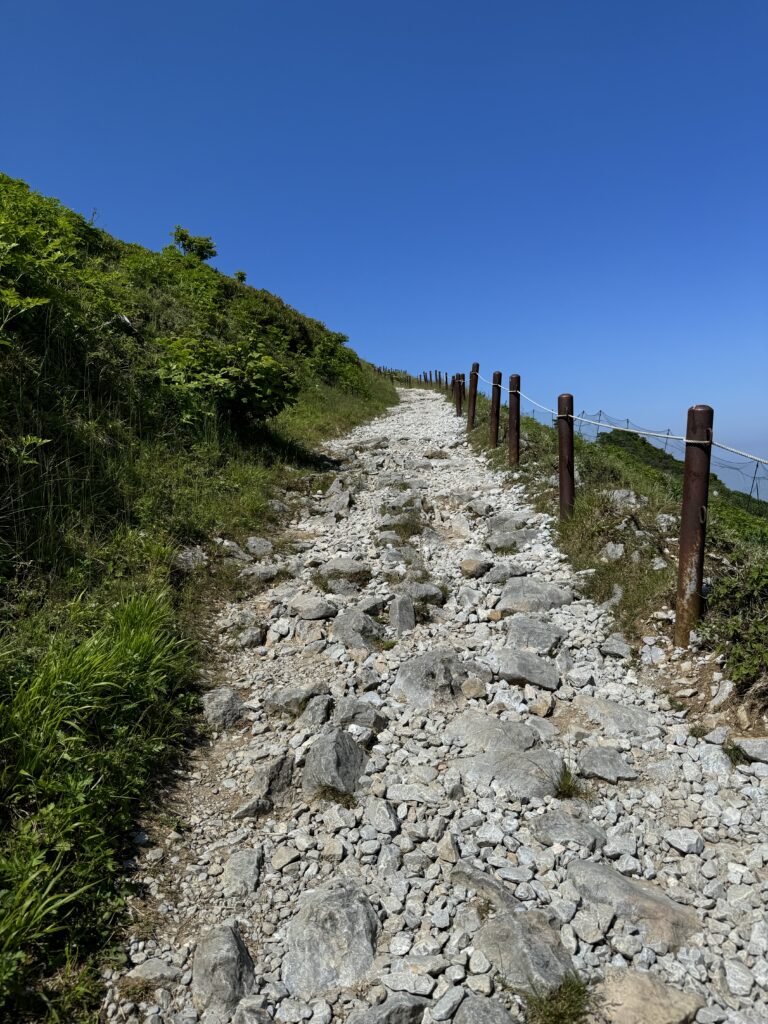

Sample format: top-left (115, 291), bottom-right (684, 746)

top-left (733, 737), bottom-right (768, 763)
top-left (579, 747), bottom-right (638, 782)
top-left (445, 710), bottom-right (538, 755)
top-left (496, 578), bottom-right (573, 614)
top-left (485, 649), bottom-right (560, 690)
top-left (347, 994), bottom-right (430, 1024)
top-left (596, 967), bottom-right (705, 1023)
top-left (454, 995), bottom-right (517, 1024)
top-left (445, 710), bottom-right (561, 800)
top-left (392, 650), bottom-right (485, 708)
top-left (574, 696), bottom-right (662, 738)
top-left (282, 879), bottom-right (380, 999)
top-left (288, 594), bottom-right (338, 620)
top-left (451, 860), bottom-right (519, 912)
top-left (528, 805), bottom-right (607, 852)
top-left (567, 860), bottom-right (700, 949)
top-left (504, 614), bottom-right (565, 655)
top-left (474, 909), bottom-right (574, 994)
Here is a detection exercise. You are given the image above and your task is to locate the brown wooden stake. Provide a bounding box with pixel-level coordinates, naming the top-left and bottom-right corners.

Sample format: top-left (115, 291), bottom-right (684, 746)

top-left (455, 374), bottom-right (463, 416)
top-left (508, 373), bottom-right (520, 466)
top-left (489, 371), bottom-right (502, 446)
top-left (675, 405), bottom-right (714, 647)
top-left (558, 393), bottom-right (575, 518)
top-left (467, 362), bottom-right (479, 431)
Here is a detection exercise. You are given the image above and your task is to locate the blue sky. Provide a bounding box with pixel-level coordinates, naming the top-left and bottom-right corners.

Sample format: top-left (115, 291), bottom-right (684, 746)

top-left (2, 1), bottom-right (767, 473)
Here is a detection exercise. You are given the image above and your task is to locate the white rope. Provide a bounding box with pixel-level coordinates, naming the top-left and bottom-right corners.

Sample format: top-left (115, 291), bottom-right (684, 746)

top-left (471, 373), bottom-right (768, 463)
top-left (711, 441), bottom-right (768, 466)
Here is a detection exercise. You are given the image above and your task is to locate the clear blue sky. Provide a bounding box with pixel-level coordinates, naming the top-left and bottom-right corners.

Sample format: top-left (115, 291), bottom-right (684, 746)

top-left (3, 1), bottom-right (767, 470)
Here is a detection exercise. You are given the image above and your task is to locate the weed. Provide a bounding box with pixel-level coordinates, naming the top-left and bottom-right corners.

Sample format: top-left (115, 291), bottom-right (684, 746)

top-left (377, 639), bottom-right (398, 651)
top-left (689, 723), bottom-right (708, 738)
top-left (522, 973), bottom-right (594, 1024)
top-left (554, 764), bottom-right (589, 800)
top-left (724, 741), bottom-right (750, 766)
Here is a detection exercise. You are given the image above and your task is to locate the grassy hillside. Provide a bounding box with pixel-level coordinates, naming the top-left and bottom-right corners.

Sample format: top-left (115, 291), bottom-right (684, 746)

top-left (0, 174), bottom-right (398, 1019)
top-left (465, 390), bottom-right (768, 695)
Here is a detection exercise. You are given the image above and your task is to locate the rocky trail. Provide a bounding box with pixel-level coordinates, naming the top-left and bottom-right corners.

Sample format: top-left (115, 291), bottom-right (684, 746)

top-left (103, 390), bottom-right (768, 1024)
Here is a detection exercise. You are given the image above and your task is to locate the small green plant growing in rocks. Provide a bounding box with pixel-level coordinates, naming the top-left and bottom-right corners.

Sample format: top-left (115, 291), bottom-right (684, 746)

top-left (723, 741), bottom-right (750, 766)
top-left (522, 973), bottom-right (594, 1024)
top-left (688, 723), bottom-right (708, 738)
top-left (554, 764), bottom-right (588, 800)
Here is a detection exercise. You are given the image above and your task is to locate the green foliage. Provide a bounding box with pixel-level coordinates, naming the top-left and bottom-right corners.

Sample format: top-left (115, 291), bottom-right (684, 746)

top-left (522, 973), bottom-right (594, 1024)
top-left (554, 764), bottom-right (588, 800)
top-left (0, 173), bottom-right (362, 572)
top-left (0, 589), bottom-right (195, 1012)
top-left (171, 224), bottom-right (217, 260)
top-left (0, 173), bottom-right (399, 1017)
top-left (233, 270), bottom-right (246, 283)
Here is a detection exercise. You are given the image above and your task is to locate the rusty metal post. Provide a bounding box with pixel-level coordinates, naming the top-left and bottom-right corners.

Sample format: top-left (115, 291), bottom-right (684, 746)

top-left (558, 393), bottom-right (575, 518)
top-left (489, 371), bottom-right (502, 446)
top-left (508, 373), bottom-right (520, 466)
top-left (675, 405), bottom-right (714, 646)
top-left (466, 362), bottom-right (479, 431)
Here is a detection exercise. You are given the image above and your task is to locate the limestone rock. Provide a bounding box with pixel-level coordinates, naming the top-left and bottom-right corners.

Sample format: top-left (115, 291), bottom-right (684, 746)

top-left (474, 910), bottom-right (574, 993)
top-left (347, 993), bottom-right (429, 1024)
top-left (454, 996), bottom-right (516, 1024)
top-left (244, 536), bottom-right (273, 558)
top-left (288, 594), bottom-right (338, 620)
top-left (192, 922), bottom-right (255, 1020)
top-left (529, 805), bottom-right (607, 852)
top-left (504, 614), bottom-right (565, 655)
top-left (302, 729), bottom-right (366, 800)
top-left (392, 650), bottom-right (484, 708)
top-left (222, 848), bottom-right (263, 897)
top-left (332, 608), bottom-right (384, 651)
top-left (485, 649), bottom-right (559, 691)
top-left (567, 860), bottom-right (699, 949)
top-left (496, 578), bottom-right (573, 614)
top-left (202, 687), bottom-right (244, 730)
top-left (596, 968), bottom-right (705, 1023)
top-left (390, 595), bottom-right (416, 634)
top-left (579, 747), bottom-right (638, 782)
top-left (282, 880), bottom-right (380, 999)
top-left (247, 751), bottom-right (294, 807)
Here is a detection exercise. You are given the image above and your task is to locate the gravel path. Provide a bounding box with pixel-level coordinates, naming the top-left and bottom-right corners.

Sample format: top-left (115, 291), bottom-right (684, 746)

top-left (103, 390), bottom-right (768, 1024)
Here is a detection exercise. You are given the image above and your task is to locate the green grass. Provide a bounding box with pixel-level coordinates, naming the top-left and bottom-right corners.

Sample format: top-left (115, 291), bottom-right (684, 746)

top-left (522, 973), bottom-right (594, 1024)
top-left (0, 175), bottom-right (401, 1018)
top-left (464, 390), bottom-right (768, 698)
top-left (554, 764), bottom-right (589, 800)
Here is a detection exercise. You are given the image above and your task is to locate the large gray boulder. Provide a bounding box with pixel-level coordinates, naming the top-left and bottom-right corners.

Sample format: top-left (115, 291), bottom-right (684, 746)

top-left (485, 649), bottom-right (560, 691)
top-left (454, 996), bottom-right (517, 1024)
top-left (332, 608), bottom-right (384, 651)
top-left (282, 879), bottom-right (380, 999)
top-left (192, 922), bottom-right (255, 1020)
top-left (504, 614), bottom-right (565, 655)
top-left (474, 910), bottom-right (574, 993)
top-left (496, 578), bottom-right (573, 613)
top-left (317, 557), bottom-right (372, 585)
top-left (302, 729), bottom-right (366, 800)
top-left (574, 696), bottom-right (662, 739)
top-left (529, 805), bottom-right (607, 852)
top-left (445, 710), bottom-right (562, 801)
top-left (451, 860), bottom-right (519, 913)
top-left (567, 860), bottom-right (700, 949)
top-left (394, 581), bottom-right (446, 606)
top-left (579, 747), bottom-right (638, 782)
top-left (222, 848), bottom-right (263, 897)
top-left (347, 993), bottom-right (429, 1024)
top-left (595, 967), bottom-right (705, 1023)
top-left (201, 687), bottom-right (244, 729)
top-left (334, 696), bottom-right (387, 734)
top-left (246, 751), bottom-right (294, 807)
top-left (288, 593), bottom-right (338, 620)
top-left (392, 650), bottom-right (486, 708)
top-left (265, 680), bottom-right (330, 717)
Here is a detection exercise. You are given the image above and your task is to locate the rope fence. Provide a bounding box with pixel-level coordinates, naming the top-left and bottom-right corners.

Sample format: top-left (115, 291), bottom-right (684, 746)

top-left (398, 362), bottom-right (767, 648)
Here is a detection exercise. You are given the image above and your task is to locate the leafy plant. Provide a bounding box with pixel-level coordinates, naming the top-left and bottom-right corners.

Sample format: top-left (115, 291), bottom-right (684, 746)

top-left (172, 225), bottom-right (217, 260)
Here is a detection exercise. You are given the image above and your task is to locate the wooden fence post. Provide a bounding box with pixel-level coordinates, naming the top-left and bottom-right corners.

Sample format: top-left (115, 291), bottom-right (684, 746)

top-left (455, 374), bottom-right (463, 416)
top-left (558, 393), bottom-right (575, 518)
top-left (508, 373), bottom-right (520, 466)
top-left (489, 371), bottom-right (502, 447)
top-left (467, 362), bottom-right (479, 431)
top-left (674, 405), bottom-right (714, 647)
